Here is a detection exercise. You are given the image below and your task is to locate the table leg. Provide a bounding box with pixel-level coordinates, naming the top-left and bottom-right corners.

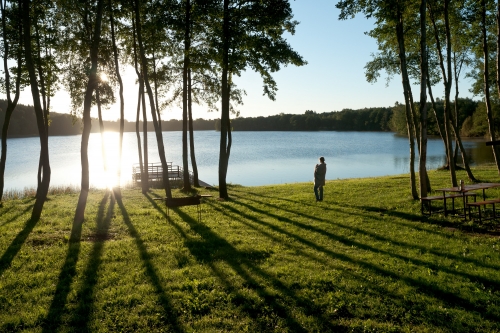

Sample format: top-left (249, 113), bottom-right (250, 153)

top-left (442, 192), bottom-right (448, 216)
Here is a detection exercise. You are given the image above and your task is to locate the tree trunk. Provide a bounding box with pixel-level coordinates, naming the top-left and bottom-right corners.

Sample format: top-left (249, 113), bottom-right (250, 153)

top-left (182, 0), bottom-right (191, 190)
top-left (96, 89), bottom-right (107, 173)
top-left (188, 68), bottom-right (200, 187)
top-left (443, 0), bottom-right (457, 186)
top-left (131, 18), bottom-right (148, 194)
top-left (482, 0), bottom-right (500, 173)
top-left (109, 0), bottom-right (124, 195)
top-left (419, 0), bottom-right (428, 198)
top-left (141, 75), bottom-right (149, 194)
top-left (429, 0), bottom-right (457, 186)
top-left (219, 0), bottom-right (230, 199)
top-left (0, 0), bottom-right (22, 204)
top-left (453, 53), bottom-right (476, 181)
top-left (34, 15), bottom-right (50, 191)
top-left (22, 0), bottom-right (51, 221)
top-left (395, 7), bottom-right (418, 199)
top-left (135, 84), bottom-right (144, 187)
top-left (152, 48), bottom-right (163, 134)
top-left (497, 0), bottom-right (500, 102)
top-left (133, 0), bottom-right (171, 199)
top-left (426, 68), bottom-right (450, 167)
top-left (74, 0), bottom-right (104, 223)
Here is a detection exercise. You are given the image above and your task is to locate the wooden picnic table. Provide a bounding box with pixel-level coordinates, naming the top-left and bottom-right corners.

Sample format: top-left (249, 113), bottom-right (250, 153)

top-left (435, 183), bottom-right (500, 219)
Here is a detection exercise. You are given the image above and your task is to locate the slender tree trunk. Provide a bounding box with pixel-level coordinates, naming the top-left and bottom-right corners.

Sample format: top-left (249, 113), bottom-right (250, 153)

top-left (135, 84), bottom-right (144, 185)
top-left (151, 38), bottom-right (163, 135)
top-left (0, 103), bottom-right (17, 203)
top-left (34, 16), bottom-right (50, 190)
top-left (419, 0), bottom-right (428, 198)
top-left (22, 0), bottom-right (51, 221)
top-left (141, 75), bottom-right (149, 194)
top-left (443, 0), bottom-right (457, 186)
top-left (96, 89), bottom-right (107, 173)
top-left (219, 0), bottom-right (230, 199)
top-left (131, 18), bottom-right (148, 193)
top-left (429, 0), bottom-right (457, 186)
top-left (452, 54), bottom-right (476, 181)
top-left (395, 6), bottom-right (418, 199)
top-left (74, 0), bottom-right (104, 223)
top-left (0, 0), bottom-right (22, 204)
top-left (188, 68), bottom-right (200, 187)
top-left (426, 67), bottom-right (448, 167)
top-left (497, 0), bottom-right (500, 102)
top-left (482, 0), bottom-right (500, 173)
top-left (182, 0), bottom-right (191, 190)
top-left (133, 0), bottom-right (171, 198)
top-left (109, 0), bottom-right (124, 195)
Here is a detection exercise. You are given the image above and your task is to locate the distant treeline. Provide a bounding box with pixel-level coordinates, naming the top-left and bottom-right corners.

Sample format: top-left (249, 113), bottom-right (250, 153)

top-left (0, 100), bottom-right (215, 137)
top-left (218, 108), bottom-right (393, 131)
top-left (2, 98), bottom-right (494, 137)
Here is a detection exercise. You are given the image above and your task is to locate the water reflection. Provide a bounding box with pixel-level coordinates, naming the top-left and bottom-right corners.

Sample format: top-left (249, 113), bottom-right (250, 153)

top-left (394, 139), bottom-right (494, 174)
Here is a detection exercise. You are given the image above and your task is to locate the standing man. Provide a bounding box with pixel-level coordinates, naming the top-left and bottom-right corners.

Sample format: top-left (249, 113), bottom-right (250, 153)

top-left (314, 156), bottom-right (327, 202)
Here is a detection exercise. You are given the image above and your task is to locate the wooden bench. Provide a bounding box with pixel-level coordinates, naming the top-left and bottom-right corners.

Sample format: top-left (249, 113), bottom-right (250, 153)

top-left (421, 193), bottom-right (477, 216)
top-left (155, 196), bottom-right (202, 221)
top-left (466, 198), bottom-right (500, 222)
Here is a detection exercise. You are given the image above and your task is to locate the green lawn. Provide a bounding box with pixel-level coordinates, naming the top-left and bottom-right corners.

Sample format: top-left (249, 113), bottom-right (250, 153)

top-left (1, 166), bottom-right (500, 332)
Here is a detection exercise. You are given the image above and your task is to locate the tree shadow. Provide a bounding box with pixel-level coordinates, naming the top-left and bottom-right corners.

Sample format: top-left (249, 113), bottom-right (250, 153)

top-left (0, 215), bottom-right (38, 275)
top-left (234, 189), bottom-right (500, 272)
top-left (0, 203), bottom-right (35, 227)
top-left (166, 207), bottom-right (322, 332)
top-left (144, 193), bottom-right (319, 330)
top-left (42, 212), bottom-right (84, 332)
top-left (219, 199), bottom-right (500, 325)
top-left (68, 192), bottom-right (115, 330)
top-left (116, 195), bottom-right (183, 332)
top-left (231, 196), bottom-right (500, 281)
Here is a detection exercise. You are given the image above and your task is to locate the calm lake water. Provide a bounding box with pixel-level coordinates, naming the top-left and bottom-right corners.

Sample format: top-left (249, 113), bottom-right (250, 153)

top-left (2, 131), bottom-right (495, 191)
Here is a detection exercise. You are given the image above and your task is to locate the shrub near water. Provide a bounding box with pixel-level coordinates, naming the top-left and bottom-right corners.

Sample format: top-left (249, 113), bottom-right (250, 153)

top-left (1, 166), bottom-right (500, 332)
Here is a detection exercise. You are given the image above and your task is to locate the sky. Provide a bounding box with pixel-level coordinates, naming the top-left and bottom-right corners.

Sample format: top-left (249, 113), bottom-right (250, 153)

top-left (12, 0), bottom-right (477, 122)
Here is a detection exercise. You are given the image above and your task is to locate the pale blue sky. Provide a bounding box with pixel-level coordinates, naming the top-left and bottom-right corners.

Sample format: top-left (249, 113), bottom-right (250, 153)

top-left (15, 0), bottom-right (476, 122)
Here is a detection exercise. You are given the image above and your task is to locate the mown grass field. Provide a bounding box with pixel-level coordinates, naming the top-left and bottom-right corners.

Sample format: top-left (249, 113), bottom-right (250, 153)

top-left (1, 166), bottom-right (500, 332)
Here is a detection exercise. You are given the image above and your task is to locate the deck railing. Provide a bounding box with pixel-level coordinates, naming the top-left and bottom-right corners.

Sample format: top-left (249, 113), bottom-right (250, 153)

top-left (132, 162), bottom-right (192, 184)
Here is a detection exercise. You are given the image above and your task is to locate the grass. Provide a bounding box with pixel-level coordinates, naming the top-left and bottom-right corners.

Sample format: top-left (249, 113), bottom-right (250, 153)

top-left (1, 166), bottom-right (500, 332)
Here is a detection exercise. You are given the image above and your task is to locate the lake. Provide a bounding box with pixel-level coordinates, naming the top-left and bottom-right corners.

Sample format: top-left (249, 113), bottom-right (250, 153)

top-left (1, 131), bottom-right (495, 191)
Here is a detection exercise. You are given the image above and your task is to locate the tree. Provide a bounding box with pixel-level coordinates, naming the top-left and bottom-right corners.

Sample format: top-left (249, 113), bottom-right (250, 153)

top-left (132, 0), bottom-right (172, 199)
top-left (72, 0), bottom-right (105, 223)
top-left (419, 0), bottom-right (429, 197)
top-left (480, 0), bottom-right (500, 173)
top-left (22, 0), bottom-right (51, 221)
top-left (428, 0), bottom-right (457, 186)
top-left (108, 0), bottom-right (125, 197)
top-left (0, 0), bottom-right (23, 205)
top-left (338, 0), bottom-right (420, 198)
top-left (210, 0), bottom-right (305, 199)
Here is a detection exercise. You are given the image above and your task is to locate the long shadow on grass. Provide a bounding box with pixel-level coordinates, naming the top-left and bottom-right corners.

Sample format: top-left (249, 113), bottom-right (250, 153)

top-left (216, 199), bottom-right (500, 325)
top-left (0, 203), bottom-right (34, 227)
top-left (0, 215), bottom-right (38, 275)
top-left (42, 211), bottom-right (84, 332)
top-left (116, 195), bottom-right (183, 332)
top-left (143, 193), bottom-right (340, 331)
top-left (229, 198), bottom-right (500, 289)
top-left (67, 192), bottom-right (114, 330)
top-left (230, 188), bottom-right (453, 238)
top-left (361, 204), bottom-right (500, 235)
top-left (203, 201), bottom-right (457, 326)
top-left (233, 191), bottom-right (500, 272)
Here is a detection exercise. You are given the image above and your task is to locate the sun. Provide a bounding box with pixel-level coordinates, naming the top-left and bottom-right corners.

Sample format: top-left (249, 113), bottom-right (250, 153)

top-left (99, 72), bottom-right (108, 82)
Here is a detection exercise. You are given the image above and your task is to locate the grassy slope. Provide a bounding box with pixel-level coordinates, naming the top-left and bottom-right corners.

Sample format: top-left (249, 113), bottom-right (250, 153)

top-left (1, 166), bottom-right (500, 332)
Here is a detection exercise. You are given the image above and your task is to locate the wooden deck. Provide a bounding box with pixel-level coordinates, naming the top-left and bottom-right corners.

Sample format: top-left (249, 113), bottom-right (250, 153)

top-left (132, 162), bottom-right (212, 187)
